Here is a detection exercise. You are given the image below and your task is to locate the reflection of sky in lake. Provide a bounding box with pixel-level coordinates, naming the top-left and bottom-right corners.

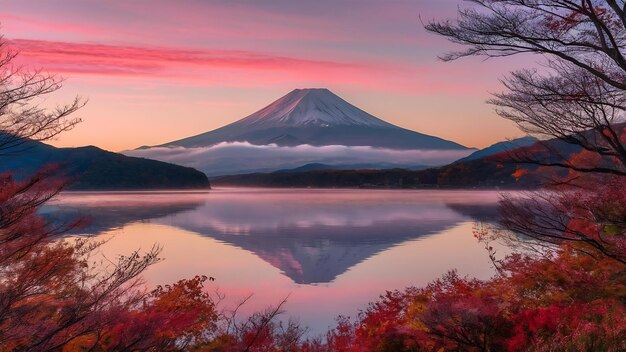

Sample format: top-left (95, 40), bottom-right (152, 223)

top-left (46, 188), bottom-right (507, 336)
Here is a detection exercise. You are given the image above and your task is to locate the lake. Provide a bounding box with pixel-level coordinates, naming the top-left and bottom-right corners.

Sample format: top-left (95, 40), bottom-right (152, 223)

top-left (44, 188), bottom-right (509, 336)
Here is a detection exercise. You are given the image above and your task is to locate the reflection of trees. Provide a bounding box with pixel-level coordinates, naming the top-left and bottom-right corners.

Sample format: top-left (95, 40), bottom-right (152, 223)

top-left (444, 203), bottom-right (500, 222)
top-left (44, 194), bottom-right (207, 235)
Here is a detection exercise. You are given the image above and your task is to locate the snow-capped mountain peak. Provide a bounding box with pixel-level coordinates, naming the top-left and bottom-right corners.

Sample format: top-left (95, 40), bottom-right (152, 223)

top-left (130, 88), bottom-right (474, 175)
top-left (149, 88), bottom-right (470, 152)
top-left (234, 88), bottom-right (395, 128)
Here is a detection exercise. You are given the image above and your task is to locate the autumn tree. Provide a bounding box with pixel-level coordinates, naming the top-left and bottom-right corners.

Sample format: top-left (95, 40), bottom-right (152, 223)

top-left (425, 0), bottom-right (626, 177)
top-left (425, 0), bottom-right (626, 147)
top-left (424, 0), bottom-right (626, 264)
top-left (0, 33), bottom-right (227, 351)
top-left (0, 33), bottom-right (162, 350)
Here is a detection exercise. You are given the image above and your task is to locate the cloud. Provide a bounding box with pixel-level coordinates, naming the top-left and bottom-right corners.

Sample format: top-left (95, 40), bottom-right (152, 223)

top-left (5, 37), bottom-right (505, 96)
top-left (9, 39), bottom-right (372, 77)
top-left (124, 142), bottom-right (474, 176)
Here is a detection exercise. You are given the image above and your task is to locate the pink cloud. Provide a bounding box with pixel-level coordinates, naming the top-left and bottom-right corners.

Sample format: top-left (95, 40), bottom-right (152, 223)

top-left (8, 38), bottom-right (499, 97)
top-left (9, 38), bottom-right (372, 76)
top-left (10, 34), bottom-right (510, 95)
top-left (9, 38), bottom-right (444, 94)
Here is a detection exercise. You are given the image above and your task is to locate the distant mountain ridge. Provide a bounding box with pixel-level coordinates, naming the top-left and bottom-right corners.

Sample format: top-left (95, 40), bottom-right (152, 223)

top-left (0, 138), bottom-right (210, 190)
top-left (211, 136), bottom-right (559, 188)
top-left (457, 136), bottom-right (538, 162)
top-left (154, 88), bottom-right (470, 150)
top-left (272, 162), bottom-right (428, 174)
top-left (214, 130), bottom-right (612, 188)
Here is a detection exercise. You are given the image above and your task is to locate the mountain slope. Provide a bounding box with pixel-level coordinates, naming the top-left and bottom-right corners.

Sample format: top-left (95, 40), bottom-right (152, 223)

top-left (0, 139), bottom-right (210, 190)
top-left (457, 136), bottom-right (538, 162)
top-left (227, 88), bottom-right (395, 128)
top-left (272, 162), bottom-right (428, 174)
top-left (157, 88), bottom-right (469, 150)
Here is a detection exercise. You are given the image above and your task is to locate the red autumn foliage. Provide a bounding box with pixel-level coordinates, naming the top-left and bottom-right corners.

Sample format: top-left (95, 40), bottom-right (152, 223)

top-left (321, 244), bottom-right (626, 351)
top-left (316, 171), bottom-right (626, 351)
top-left (80, 275), bottom-right (218, 351)
top-left (0, 169), bottom-right (221, 351)
top-left (0, 169), bottom-right (314, 351)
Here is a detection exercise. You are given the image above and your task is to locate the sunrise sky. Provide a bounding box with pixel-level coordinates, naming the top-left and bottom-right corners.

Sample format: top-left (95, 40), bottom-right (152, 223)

top-left (1, 0), bottom-right (527, 151)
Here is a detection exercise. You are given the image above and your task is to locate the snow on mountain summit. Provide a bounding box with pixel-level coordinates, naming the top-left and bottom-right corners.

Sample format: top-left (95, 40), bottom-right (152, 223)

top-left (234, 88), bottom-right (395, 128)
top-left (147, 88), bottom-right (470, 151)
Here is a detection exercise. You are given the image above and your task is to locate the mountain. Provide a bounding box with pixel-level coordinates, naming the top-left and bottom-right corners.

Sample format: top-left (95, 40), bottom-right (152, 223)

top-left (272, 162), bottom-right (428, 174)
top-left (212, 137), bottom-right (564, 188)
top-left (274, 163), bottom-right (339, 173)
top-left (126, 88), bottom-right (474, 176)
top-left (157, 88), bottom-right (470, 150)
top-left (457, 136), bottom-right (538, 162)
top-left (0, 139), bottom-right (210, 190)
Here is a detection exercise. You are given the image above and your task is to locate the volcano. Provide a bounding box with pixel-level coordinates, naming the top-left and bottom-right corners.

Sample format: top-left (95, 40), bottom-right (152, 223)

top-left (127, 89), bottom-right (475, 176)
top-left (156, 88), bottom-right (469, 150)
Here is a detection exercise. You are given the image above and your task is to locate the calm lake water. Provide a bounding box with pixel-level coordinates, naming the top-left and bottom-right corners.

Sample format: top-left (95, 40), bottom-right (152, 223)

top-left (44, 188), bottom-right (508, 336)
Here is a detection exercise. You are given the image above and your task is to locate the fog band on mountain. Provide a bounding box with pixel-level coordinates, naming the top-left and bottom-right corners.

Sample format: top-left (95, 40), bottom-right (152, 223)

top-left (126, 142), bottom-right (473, 176)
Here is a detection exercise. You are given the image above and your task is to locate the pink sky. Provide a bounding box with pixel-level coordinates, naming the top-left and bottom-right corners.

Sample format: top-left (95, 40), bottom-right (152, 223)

top-left (1, 0), bottom-right (526, 151)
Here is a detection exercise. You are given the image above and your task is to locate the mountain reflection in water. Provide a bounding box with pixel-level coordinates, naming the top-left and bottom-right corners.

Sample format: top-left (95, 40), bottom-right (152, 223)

top-left (47, 189), bottom-right (500, 284)
top-left (45, 188), bottom-right (505, 335)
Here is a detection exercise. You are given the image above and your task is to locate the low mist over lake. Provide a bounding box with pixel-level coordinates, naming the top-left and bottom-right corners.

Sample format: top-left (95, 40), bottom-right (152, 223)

top-left (46, 188), bottom-right (506, 334)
